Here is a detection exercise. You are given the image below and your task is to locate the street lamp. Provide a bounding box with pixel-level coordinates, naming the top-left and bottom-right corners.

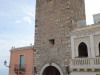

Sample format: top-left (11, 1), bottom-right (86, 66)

top-left (4, 60), bottom-right (10, 68)
top-left (66, 66), bottom-right (71, 75)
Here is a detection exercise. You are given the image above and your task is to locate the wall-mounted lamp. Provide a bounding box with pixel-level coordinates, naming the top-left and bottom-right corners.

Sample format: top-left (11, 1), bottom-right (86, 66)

top-left (34, 67), bottom-right (37, 73)
top-left (66, 66), bottom-right (71, 75)
top-left (4, 60), bottom-right (10, 68)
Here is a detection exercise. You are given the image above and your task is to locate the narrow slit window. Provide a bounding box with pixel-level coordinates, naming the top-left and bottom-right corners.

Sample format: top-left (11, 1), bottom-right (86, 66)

top-left (49, 39), bottom-right (55, 45)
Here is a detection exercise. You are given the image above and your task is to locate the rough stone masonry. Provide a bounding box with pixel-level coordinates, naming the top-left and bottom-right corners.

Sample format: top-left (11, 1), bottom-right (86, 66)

top-left (34, 0), bottom-right (86, 75)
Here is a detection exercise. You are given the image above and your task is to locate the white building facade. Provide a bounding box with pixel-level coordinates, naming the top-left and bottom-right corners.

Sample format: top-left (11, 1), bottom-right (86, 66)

top-left (70, 23), bottom-right (100, 75)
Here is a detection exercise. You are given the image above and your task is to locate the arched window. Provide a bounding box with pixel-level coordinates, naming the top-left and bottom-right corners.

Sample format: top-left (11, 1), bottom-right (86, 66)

top-left (99, 42), bottom-right (100, 56)
top-left (78, 42), bottom-right (88, 57)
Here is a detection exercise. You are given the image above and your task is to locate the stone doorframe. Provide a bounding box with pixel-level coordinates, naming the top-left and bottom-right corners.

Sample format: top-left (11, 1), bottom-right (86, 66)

top-left (40, 63), bottom-right (63, 75)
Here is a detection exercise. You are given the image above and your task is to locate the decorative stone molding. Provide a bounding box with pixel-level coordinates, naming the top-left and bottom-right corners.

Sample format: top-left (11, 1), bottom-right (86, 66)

top-left (40, 63), bottom-right (63, 75)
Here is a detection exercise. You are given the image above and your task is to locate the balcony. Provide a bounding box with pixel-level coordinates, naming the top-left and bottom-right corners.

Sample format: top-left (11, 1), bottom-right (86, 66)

top-left (14, 64), bottom-right (26, 74)
top-left (70, 57), bottom-right (100, 71)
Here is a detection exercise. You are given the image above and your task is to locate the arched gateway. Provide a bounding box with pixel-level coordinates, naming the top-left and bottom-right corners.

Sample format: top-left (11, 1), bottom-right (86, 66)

top-left (40, 63), bottom-right (63, 75)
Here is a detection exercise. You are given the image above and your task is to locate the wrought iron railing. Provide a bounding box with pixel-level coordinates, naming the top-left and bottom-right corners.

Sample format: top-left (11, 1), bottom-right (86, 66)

top-left (14, 64), bottom-right (26, 74)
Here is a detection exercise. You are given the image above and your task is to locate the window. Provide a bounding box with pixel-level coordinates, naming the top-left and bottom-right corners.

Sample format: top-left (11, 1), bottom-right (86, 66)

top-left (78, 42), bottom-right (88, 57)
top-left (20, 55), bottom-right (24, 68)
top-left (49, 39), bottom-right (55, 45)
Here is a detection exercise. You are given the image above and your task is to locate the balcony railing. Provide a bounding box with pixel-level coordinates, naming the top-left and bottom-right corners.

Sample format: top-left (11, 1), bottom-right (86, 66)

top-left (14, 64), bottom-right (26, 74)
top-left (70, 57), bottom-right (100, 69)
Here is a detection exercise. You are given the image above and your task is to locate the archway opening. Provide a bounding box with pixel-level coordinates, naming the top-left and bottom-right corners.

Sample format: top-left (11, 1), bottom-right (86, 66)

top-left (78, 42), bottom-right (88, 57)
top-left (42, 66), bottom-right (60, 75)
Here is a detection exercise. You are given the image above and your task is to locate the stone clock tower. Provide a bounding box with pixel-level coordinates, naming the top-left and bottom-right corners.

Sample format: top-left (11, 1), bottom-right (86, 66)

top-left (34, 0), bottom-right (85, 75)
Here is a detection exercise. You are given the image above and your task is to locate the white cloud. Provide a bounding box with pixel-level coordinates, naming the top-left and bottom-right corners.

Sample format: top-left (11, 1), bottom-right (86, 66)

top-left (15, 10), bottom-right (35, 24)
top-left (22, 16), bottom-right (32, 24)
top-left (15, 20), bottom-right (21, 24)
top-left (27, 12), bottom-right (35, 17)
top-left (15, 16), bottom-right (33, 24)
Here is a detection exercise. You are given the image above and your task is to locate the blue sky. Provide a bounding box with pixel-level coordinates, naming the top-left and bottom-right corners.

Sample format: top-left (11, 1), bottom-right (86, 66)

top-left (0, 0), bottom-right (100, 75)
top-left (0, 0), bottom-right (36, 74)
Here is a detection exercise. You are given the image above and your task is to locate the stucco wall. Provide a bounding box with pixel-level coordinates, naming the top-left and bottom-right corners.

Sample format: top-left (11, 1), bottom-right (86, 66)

top-left (71, 24), bottom-right (100, 58)
top-left (9, 46), bottom-right (34, 75)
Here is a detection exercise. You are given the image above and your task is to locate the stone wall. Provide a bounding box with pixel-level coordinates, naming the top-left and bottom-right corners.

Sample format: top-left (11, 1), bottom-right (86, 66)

top-left (34, 0), bottom-right (86, 75)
